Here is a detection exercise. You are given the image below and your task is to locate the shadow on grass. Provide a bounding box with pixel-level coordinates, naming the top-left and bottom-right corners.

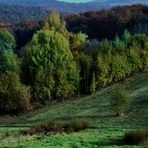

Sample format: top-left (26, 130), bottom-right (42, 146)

top-left (55, 115), bottom-right (113, 121)
top-left (81, 138), bottom-right (125, 147)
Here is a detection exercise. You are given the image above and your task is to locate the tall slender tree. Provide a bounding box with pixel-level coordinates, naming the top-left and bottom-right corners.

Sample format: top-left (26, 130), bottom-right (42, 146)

top-left (23, 11), bottom-right (79, 103)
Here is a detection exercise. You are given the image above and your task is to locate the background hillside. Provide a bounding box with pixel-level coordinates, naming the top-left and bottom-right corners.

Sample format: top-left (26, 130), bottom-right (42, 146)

top-left (1, 71), bottom-right (147, 128)
top-left (0, 71), bottom-right (147, 147)
top-left (96, 0), bottom-right (148, 6)
top-left (0, 4), bottom-right (48, 24)
top-left (0, 0), bottom-right (147, 24)
top-left (4, 5), bottom-right (147, 49)
top-left (0, 0), bottom-right (108, 14)
top-left (0, 0), bottom-right (148, 6)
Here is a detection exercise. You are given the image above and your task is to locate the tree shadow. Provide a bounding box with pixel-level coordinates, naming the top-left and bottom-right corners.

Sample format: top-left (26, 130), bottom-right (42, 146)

top-left (55, 115), bottom-right (113, 121)
top-left (82, 138), bottom-right (125, 147)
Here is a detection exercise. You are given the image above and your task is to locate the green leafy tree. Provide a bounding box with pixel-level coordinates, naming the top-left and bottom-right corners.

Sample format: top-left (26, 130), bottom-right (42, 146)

top-left (0, 49), bottom-right (20, 74)
top-left (122, 30), bottom-right (132, 56)
top-left (111, 54), bottom-right (131, 81)
top-left (90, 72), bottom-right (96, 94)
top-left (45, 10), bottom-right (69, 38)
top-left (75, 52), bottom-right (92, 94)
top-left (23, 11), bottom-right (79, 103)
top-left (0, 72), bottom-right (31, 113)
top-left (141, 50), bottom-right (148, 68)
top-left (0, 30), bottom-right (16, 57)
top-left (97, 53), bottom-right (110, 87)
top-left (110, 89), bottom-right (132, 116)
top-left (83, 39), bottom-right (99, 58)
top-left (70, 32), bottom-right (88, 55)
top-left (114, 35), bottom-right (125, 54)
top-left (131, 34), bottom-right (148, 49)
top-left (128, 47), bottom-right (142, 71)
top-left (131, 34), bottom-right (148, 68)
top-left (96, 40), bottom-right (112, 87)
top-left (122, 30), bottom-right (132, 47)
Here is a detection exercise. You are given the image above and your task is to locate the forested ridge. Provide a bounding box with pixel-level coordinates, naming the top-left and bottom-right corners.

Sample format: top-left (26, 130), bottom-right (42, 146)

top-left (0, 0), bottom-right (108, 22)
top-left (0, 6), bottom-right (147, 113)
top-left (0, 4), bottom-right (48, 24)
top-left (1, 0), bottom-right (147, 24)
top-left (1, 4), bottom-right (147, 50)
top-left (66, 4), bottom-right (148, 40)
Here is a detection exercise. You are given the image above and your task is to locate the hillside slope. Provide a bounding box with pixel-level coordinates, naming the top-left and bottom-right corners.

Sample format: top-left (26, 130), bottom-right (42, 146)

top-left (0, 71), bottom-right (147, 147)
top-left (0, 0), bottom-right (108, 14)
top-left (0, 71), bottom-right (147, 129)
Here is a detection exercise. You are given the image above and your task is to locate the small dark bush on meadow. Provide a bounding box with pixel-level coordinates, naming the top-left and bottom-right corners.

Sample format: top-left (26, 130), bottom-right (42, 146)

top-left (124, 130), bottom-right (147, 145)
top-left (69, 119), bottom-right (90, 132)
top-left (63, 124), bottom-right (74, 133)
top-left (34, 120), bottom-right (63, 134)
top-left (21, 119), bottom-right (90, 136)
top-left (21, 128), bottom-right (37, 136)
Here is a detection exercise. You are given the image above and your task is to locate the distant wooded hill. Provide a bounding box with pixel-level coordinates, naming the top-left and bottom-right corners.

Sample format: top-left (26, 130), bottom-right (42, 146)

top-left (0, 0), bottom-right (108, 14)
top-left (0, 4), bottom-right (48, 24)
top-left (0, 0), bottom-right (147, 7)
top-left (0, 1), bottom-right (107, 24)
top-left (3, 4), bottom-right (145, 50)
top-left (66, 5), bottom-right (148, 40)
top-left (0, 0), bottom-right (147, 24)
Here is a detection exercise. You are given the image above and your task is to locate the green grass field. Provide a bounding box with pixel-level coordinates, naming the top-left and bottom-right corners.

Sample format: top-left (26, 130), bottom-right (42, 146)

top-left (0, 71), bottom-right (148, 147)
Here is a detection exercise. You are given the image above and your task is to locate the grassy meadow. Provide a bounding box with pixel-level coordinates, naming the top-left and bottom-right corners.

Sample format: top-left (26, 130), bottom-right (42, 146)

top-left (0, 71), bottom-right (148, 147)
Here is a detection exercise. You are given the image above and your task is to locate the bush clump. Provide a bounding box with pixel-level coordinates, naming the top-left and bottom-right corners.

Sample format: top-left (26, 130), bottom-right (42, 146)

top-left (0, 72), bottom-right (31, 113)
top-left (21, 128), bottom-right (37, 136)
top-left (68, 119), bottom-right (90, 132)
top-left (21, 119), bottom-right (90, 136)
top-left (34, 120), bottom-right (63, 134)
top-left (35, 119), bottom-right (90, 134)
top-left (110, 89), bottom-right (133, 116)
top-left (124, 130), bottom-right (147, 145)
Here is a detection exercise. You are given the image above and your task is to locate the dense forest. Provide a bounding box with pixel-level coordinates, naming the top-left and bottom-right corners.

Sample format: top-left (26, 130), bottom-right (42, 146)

top-left (0, 0), bottom-right (148, 24)
top-left (0, 0), bottom-right (147, 7)
top-left (66, 5), bottom-right (148, 40)
top-left (1, 5), bottom-right (147, 50)
top-left (0, 7), bottom-right (147, 113)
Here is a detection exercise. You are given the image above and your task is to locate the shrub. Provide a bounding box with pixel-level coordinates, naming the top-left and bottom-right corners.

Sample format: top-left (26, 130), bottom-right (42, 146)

top-left (0, 72), bottom-right (31, 113)
top-left (110, 89), bottom-right (132, 116)
top-left (21, 128), bottom-right (37, 136)
top-left (96, 42), bottom-right (112, 87)
top-left (75, 52), bottom-right (92, 94)
top-left (128, 47), bottom-right (142, 72)
top-left (124, 130), bottom-right (147, 145)
top-left (21, 119), bottom-right (90, 136)
top-left (69, 119), bottom-right (90, 132)
top-left (34, 120), bottom-right (63, 133)
top-left (63, 123), bottom-right (74, 133)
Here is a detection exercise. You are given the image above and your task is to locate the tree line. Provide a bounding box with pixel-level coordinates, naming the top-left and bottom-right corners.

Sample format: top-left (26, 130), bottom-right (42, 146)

top-left (66, 5), bottom-right (148, 40)
top-left (0, 11), bottom-right (147, 113)
top-left (1, 5), bottom-right (147, 51)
